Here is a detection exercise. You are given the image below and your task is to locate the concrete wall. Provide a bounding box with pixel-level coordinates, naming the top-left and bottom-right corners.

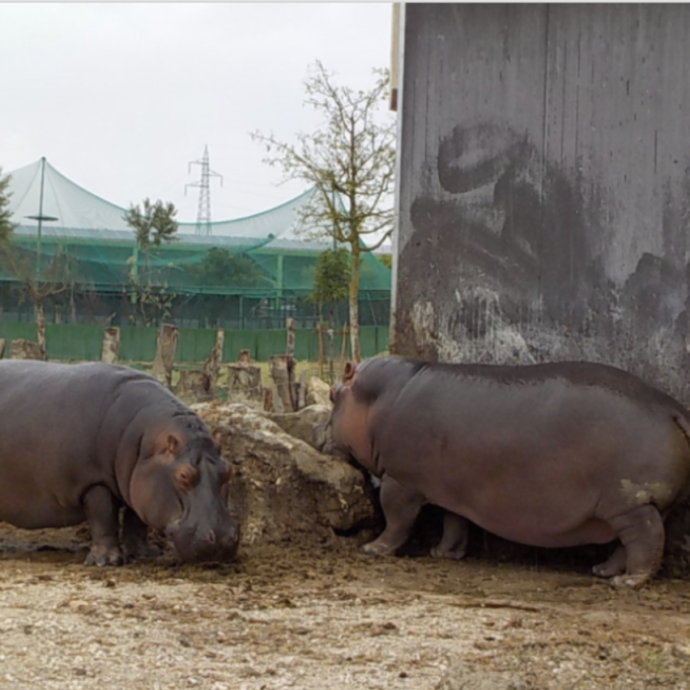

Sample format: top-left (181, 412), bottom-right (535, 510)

top-left (394, 3), bottom-right (690, 401)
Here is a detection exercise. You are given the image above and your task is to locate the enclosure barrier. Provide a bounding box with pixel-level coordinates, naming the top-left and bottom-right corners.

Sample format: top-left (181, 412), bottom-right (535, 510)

top-left (0, 322), bottom-right (389, 363)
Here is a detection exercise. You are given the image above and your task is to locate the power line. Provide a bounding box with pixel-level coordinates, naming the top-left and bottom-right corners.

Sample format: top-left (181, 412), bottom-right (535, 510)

top-left (185, 145), bottom-right (223, 235)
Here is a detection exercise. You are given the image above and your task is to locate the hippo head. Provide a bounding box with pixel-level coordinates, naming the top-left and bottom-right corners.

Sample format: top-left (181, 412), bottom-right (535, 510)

top-left (313, 361), bottom-right (378, 472)
top-left (129, 431), bottom-right (239, 563)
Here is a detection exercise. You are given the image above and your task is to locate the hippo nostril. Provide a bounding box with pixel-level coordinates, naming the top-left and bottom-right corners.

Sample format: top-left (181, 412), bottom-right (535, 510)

top-left (208, 529), bottom-right (216, 545)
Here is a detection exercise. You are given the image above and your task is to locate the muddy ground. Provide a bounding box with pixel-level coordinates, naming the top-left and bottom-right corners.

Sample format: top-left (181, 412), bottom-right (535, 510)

top-left (1, 525), bottom-right (690, 690)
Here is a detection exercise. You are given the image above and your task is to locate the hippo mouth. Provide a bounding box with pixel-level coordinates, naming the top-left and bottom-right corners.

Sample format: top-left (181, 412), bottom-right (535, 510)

top-left (165, 519), bottom-right (240, 564)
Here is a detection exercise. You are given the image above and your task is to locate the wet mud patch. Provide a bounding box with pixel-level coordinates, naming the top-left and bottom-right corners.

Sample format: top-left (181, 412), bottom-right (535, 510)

top-left (0, 523), bottom-right (690, 689)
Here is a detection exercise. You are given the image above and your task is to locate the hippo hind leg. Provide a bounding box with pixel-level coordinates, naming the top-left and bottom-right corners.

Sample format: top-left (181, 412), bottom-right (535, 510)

top-left (430, 511), bottom-right (469, 560)
top-left (83, 485), bottom-right (125, 567)
top-left (604, 504), bottom-right (665, 588)
top-left (592, 545), bottom-right (627, 579)
top-left (362, 474), bottom-right (426, 557)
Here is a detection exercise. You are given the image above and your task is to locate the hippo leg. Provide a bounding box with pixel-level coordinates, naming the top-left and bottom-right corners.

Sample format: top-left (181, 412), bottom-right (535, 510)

top-left (430, 511), bottom-right (469, 559)
top-left (83, 485), bottom-right (125, 567)
top-left (606, 504), bottom-right (665, 588)
top-left (362, 474), bottom-right (426, 557)
top-left (592, 545), bottom-right (627, 578)
top-left (122, 508), bottom-right (161, 560)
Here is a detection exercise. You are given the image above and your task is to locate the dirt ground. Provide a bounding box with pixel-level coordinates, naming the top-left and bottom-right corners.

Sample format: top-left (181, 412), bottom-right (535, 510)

top-left (1, 525), bottom-right (690, 690)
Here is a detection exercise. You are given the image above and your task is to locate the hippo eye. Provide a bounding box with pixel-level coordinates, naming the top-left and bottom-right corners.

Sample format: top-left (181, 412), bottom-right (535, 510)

top-left (174, 464), bottom-right (198, 491)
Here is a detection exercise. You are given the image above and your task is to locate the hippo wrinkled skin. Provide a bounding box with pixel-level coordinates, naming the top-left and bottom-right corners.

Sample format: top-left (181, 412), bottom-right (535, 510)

top-left (0, 361), bottom-right (239, 565)
top-left (317, 356), bottom-right (690, 588)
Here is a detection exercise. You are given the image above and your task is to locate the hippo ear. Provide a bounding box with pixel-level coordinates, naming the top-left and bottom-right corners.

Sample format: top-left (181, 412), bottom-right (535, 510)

top-left (174, 463), bottom-right (198, 492)
top-left (342, 361), bottom-right (356, 383)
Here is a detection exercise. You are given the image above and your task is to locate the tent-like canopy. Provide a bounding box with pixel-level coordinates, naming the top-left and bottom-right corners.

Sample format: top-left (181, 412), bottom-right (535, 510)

top-left (7, 158), bottom-right (328, 252)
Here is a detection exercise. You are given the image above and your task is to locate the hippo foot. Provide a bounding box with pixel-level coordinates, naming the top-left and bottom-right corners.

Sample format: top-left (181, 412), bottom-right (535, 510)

top-left (609, 572), bottom-right (651, 589)
top-left (84, 546), bottom-right (125, 567)
top-left (430, 545), bottom-right (467, 560)
top-left (361, 540), bottom-right (397, 557)
top-left (125, 543), bottom-right (161, 561)
top-left (592, 546), bottom-right (627, 578)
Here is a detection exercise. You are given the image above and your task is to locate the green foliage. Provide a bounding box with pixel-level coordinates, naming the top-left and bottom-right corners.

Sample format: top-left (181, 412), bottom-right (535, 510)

top-left (309, 248), bottom-right (350, 307)
top-left (377, 253), bottom-right (392, 269)
top-left (123, 198), bottom-right (179, 252)
top-left (0, 167), bottom-right (17, 243)
top-left (186, 248), bottom-right (267, 288)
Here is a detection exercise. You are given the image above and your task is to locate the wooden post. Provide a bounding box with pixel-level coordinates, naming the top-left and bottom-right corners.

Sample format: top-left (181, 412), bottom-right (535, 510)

top-left (0, 338), bottom-right (6, 359)
top-left (316, 323), bottom-right (325, 380)
top-left (204, 328), bottom-right (224, 394)
top-left (175, 370), bottom-right (213, 403)
top-left (9, 339), bottom-right (45, 360)
top-left (151, 323), bottom-right (179, 388)
top-left (101, 327), bottom-right (121, 364)
top-left (227, 350), bottom-right (262, 401)
top-left (285, 318), bottom-right (297, 410)
top-left (286, 318), bottom-right (295, 358)
top-left (268, 354), bottom-right (293, 412)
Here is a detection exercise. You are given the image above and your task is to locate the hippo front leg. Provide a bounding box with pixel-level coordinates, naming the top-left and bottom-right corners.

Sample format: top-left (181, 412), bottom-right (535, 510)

top-left (122, 508), bottom-right (161, 561)
top-left (83, 485), bottom-right (125, 566)
top-left (430, 511), bottom-right (469, 560)
top-left (362, 474), bottom-right (426, 557)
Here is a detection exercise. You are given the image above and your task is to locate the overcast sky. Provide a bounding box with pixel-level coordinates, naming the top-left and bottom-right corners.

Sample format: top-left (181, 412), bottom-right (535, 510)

top-left (1, 2), bottom-right (394, 223)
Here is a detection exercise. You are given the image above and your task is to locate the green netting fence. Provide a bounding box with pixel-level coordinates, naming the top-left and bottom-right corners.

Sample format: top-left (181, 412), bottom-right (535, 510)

top-left (0, 322), bottom-right (389, 363)
top-left (5, 159), bottom-right (392, 330)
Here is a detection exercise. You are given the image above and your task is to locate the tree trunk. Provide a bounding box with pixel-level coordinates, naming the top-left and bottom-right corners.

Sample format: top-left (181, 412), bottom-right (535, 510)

top-left (151, 322), bottom-right (179, 388)
top-left (204, 328), bottom-right (225, 393)
top-left (349, 246), bottom-right (361, 363)
top-left (0, 339), bottom-right (5, 359)
top-left (101, 327), bottom-right (121, 364)
top-left (35, 300), bottom-right (46, 357)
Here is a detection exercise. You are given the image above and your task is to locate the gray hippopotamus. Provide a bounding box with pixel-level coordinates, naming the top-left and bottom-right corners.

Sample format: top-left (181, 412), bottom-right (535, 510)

top-left (317, 356), bottom-right (690, 588)
top-left (0, 360), bottom-right (239, 566)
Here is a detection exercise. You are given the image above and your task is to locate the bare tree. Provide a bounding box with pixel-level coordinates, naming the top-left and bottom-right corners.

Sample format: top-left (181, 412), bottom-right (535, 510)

top-left (251, 61), bottom-right (396, 362)
top-left (0, 244), bottom-right (74, 354)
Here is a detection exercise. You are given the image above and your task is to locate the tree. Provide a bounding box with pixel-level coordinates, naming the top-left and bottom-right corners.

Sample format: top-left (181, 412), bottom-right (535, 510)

top-left (251, 61), bottom-right (396, 362)
top-left (123, 198), bottom-right (179, 326)
top-left (124, 198), bottom-right (179, 263)
top-left (0, 243), bottom-right (74, 354)
top-left (0, 167), bottom-right (16, 242)
top-left (309, 247), bottom-right (351, 324)
top-left (0, 167), bottom-right (72, 353)
top-left (187, 248), bottom-right (267, 289)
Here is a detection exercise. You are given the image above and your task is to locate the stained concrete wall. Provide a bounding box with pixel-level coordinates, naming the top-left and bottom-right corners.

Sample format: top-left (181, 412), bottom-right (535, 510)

top-left (394, 3), bottom-right (690, 401)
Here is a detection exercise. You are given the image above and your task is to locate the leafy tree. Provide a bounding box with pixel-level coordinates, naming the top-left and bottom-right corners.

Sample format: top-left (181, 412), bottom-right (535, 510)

top-left (309, 247), bottom-right (350, 324)
top-left (124, 198), bottom-right (178, 262)
top-left (123, 198), bottom-right (179, 326)
top-left (0, 167), bottom-right (17, 242)
top-left (251, 61), bottom-right (396, 362)
top-left (187, 248), bottom-right (267, 289)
